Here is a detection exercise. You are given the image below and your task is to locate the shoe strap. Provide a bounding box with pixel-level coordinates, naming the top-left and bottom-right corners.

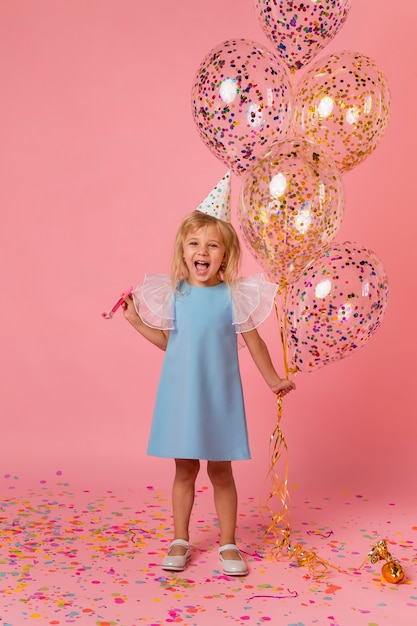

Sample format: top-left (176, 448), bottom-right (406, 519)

top-left (170, 539), bottom-right (190, 549)
top-left (219, 543), bottom-right (239, 554)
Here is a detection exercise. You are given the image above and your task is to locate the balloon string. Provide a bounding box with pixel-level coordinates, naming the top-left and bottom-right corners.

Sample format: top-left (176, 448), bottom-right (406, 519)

top-left (289, 70), bottom-right (297, 134)
top-left (290, 68), bottom-right (296, 91)
top-left (263, 393), bottom-right (291, 553)
top-left (276, 290), bottom-right (289, 378)
top-left (263, 394), bottom-right (349, 577)
top-left (286, 542), bottom-right (349, 578)
top-left (263, 293), bottom-right (349, 578)
top-left (262, 290), bottom-right (294, 554)
top-left (275, 289), bottom-right (297, 378)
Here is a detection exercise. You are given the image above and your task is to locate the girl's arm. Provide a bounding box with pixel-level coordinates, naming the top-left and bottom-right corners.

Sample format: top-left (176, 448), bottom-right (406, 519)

top-left (122, 294), bottom-right (169, 351)
top-left (242, 328), bottom-right (295, 395)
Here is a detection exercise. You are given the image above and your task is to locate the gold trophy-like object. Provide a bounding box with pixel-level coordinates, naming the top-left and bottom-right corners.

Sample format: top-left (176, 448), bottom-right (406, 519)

top-left (366, 540), bottom-right (405, 584)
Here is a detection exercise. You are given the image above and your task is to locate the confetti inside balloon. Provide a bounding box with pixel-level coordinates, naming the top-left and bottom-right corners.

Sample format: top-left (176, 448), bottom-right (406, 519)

top-left (283, 242), bottom-right (389, 372)
top-left (254, 0), bottom-right (352, 72)
top-left (292, 51), bottom-right (391, 172)
top-left (238, 138), bottom-right (344, 289)
top-left (191, 39), bottom-right (293, 176)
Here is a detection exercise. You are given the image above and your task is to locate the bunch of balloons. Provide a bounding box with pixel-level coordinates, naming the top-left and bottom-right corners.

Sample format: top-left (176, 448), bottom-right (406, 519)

top-left (191, 1), bottom-right (390, 373)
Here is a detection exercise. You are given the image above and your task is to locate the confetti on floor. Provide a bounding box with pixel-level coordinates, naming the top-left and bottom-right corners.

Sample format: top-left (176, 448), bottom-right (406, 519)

top-left (0, 473), bottom-right (416, 625)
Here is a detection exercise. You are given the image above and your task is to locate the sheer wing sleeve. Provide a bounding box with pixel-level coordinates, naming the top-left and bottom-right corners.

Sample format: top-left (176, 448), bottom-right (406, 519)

top-left (131, 274), bottom-right (175, 330)
top-left (231, 274), bottom-right (278, 333)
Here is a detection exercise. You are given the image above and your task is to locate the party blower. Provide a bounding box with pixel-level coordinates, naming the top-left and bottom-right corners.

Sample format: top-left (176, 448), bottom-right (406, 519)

top-left (101, 287), bottom-right (133, 319)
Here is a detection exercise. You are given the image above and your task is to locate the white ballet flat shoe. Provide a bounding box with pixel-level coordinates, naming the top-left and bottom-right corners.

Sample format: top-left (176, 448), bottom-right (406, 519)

top-left (219, 543), bottom-right (248, 576)
top-left (161, 539), bottom-right (191, 571)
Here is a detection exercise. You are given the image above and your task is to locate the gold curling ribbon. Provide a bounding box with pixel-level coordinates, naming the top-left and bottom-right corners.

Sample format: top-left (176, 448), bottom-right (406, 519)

top-left (263, 290), bottom-right (295, 553)
top-left (263, 291), bottom-right (348, 578)
top-left (262, 291), bottom-right (293, 553)
top-left (264, 392), bottom-right (291, 553)
top-left (287, 542), bottom-right (349, 578)
top-left (263, 393), bottom-right (348, 578)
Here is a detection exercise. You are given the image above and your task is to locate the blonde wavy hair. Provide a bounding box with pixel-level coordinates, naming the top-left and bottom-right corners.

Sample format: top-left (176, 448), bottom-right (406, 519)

top-left (171, 211), bottom-right (241, 288)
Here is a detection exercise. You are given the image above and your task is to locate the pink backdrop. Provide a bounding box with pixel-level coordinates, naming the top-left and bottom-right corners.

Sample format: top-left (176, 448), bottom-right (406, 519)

top-left (1, 0), bottom-right (416, 503)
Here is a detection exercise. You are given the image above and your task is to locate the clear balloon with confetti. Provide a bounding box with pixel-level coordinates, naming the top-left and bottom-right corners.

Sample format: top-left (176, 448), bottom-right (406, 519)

top-left (292, 50), bottom-right (391, 173)
top-left (191, 38), bottom-right (293, 176)
top-left (283, 242), bottom-right (389, 372)
top-left (254, 0), bottom-right (352, 72)
top-left (238, 137), bottom-right (344, 290)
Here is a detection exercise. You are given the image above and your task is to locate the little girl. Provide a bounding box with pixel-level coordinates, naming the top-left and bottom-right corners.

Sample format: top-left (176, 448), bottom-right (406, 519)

top-left (122, 172), bottom-right (295, 576)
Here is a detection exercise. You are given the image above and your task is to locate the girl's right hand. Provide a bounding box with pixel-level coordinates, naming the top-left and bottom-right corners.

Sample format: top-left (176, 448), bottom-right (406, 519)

top-left (121, 292), bottom-right (137, 322)
top-left (121, 291), bottom-right (169, 351)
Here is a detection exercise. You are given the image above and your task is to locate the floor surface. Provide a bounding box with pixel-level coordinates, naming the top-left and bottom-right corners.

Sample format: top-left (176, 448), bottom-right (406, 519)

top-left (0, 474), bottom-right (416, 625)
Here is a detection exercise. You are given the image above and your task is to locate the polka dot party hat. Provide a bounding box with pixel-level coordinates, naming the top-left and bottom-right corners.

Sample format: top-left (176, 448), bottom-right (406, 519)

top-left (196, 170), bottom-right (231, 222)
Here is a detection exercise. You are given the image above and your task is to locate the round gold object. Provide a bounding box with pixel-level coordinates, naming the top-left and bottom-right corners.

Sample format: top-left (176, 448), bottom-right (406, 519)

top-left (382, 560), bottom-right (405, 584)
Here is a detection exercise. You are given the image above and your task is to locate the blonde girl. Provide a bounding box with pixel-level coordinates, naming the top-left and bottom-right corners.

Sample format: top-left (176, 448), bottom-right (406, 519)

top-left (122, 206), bottom-right (295, 576)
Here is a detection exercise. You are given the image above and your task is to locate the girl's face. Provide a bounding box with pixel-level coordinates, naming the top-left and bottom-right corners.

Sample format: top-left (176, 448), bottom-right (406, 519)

top-left (182, 224), bottom-right (226, 287)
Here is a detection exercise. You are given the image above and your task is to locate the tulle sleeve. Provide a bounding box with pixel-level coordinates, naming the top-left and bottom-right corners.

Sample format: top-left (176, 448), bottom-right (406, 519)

top-left (231, 274), bottom-right (278, 333)
top-left (131, 274), bottom-right (175, 330)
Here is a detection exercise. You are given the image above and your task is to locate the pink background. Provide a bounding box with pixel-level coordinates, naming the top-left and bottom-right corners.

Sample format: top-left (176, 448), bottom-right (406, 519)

top-left (1, 0), bottom-right (416, 503)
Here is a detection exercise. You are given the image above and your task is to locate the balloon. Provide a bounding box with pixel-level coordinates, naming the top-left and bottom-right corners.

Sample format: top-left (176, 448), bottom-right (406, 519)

top-left (292, 51), bottom-right (391, 173)
top-left (238, 137), bottom-right (344, 289)
top-left (254, 0), bottom-right (352, 72)
top-left (283, 242), bottom-right (389, 372)
top-left (191, 39), bottom-right (293, 176)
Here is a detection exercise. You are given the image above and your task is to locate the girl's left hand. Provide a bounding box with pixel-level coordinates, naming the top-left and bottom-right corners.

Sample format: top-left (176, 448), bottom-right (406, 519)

top-left (272, 378), bottom-right (296, 397)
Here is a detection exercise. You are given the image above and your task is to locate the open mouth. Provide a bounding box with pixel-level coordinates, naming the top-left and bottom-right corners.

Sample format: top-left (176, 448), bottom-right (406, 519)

top-left (195, 261), bottom-right (210, 274)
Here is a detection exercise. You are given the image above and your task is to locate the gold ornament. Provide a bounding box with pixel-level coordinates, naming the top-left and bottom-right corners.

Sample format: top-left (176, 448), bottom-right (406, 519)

top-left (361, 540), bottom-right (405, 584)
top-left (368, 540), bottom-right (391, 564)
top-left (381, 560), bottom-right (405, 584)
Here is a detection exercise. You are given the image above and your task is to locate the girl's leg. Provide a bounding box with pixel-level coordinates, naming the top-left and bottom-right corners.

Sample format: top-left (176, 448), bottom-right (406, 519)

top-left (207, 460), bottom-right (241, 560)
top-left (169, 458), bottom-right (200, 556)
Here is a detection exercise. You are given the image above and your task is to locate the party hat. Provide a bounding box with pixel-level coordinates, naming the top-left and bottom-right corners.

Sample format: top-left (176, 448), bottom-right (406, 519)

top-left (196, 170), bottom-right (231, 222)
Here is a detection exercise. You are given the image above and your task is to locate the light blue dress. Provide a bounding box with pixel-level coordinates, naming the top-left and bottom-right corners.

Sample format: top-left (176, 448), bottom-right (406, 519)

top-left (132, 274), bottom-right (278, 461)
